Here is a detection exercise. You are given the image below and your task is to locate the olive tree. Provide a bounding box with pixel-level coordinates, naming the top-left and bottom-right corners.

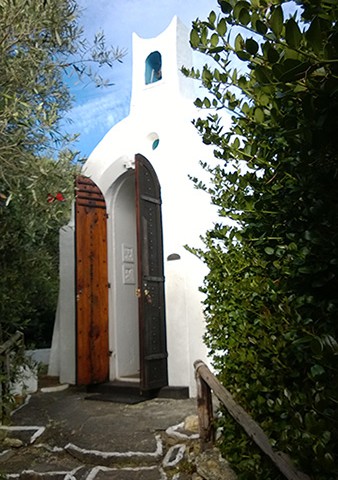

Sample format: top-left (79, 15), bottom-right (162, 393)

top-left (0, 0), bottom-right (124, 345)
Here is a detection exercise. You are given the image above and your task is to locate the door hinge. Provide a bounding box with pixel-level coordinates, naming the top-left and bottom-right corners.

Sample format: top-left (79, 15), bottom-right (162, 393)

top-left (105, 213), bottom-right (109, 219)
top-left (108, 282), bottom-right (111, 288)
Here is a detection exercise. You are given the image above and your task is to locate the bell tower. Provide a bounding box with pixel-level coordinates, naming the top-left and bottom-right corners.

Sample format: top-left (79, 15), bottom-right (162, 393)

top-left (130, 16), bottom-right (195, 114)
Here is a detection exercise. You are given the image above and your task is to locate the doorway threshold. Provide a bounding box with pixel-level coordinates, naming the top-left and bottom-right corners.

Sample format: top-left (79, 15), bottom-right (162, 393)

top-left (85, 379), bottom-right (151, 404)
top-left (117, 374), bottom-right (140, 383)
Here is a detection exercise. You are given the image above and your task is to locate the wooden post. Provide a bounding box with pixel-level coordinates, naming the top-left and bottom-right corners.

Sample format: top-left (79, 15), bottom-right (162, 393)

top-left (0, 354), bottom-right (5, 421)
top-left (0, 331), bottom-right (23, 355)
top-left (195, 359), bottom-right (214, 450)
top-left (194, 360), bottom-right (311, 480)
top-left (0, 331), bottom-right (24, 422)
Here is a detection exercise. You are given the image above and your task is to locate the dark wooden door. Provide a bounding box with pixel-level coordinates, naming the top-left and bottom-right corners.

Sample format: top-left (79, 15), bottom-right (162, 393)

top-left (75, 175), bottom-right (109, 385)
top-left (135, 154), bottom-right (168, 391)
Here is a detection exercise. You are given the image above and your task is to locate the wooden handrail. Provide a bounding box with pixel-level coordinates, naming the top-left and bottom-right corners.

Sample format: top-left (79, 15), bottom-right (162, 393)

top-left (194, 360), bottom-right (311, 480)
top-left (0, 331), bottom-right (23, 355)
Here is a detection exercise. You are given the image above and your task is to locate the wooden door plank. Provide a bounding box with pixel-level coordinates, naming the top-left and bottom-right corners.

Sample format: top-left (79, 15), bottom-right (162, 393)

top-left (135, 154), bottom-right (168, 391)
top-left (75, 176), bottom-right (109, 386)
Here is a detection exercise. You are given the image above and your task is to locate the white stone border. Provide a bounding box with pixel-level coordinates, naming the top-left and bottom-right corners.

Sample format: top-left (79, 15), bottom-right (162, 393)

top-left (165, 422), bottom-right (199, 440)
top-left (0, 425), bottom-right (45, 444)
top-left (86, 465), bottom-right (167, 480)
top-left (162, 444), bottom-right (186, 468)
top-left (2, 419), bottom-right (198, 478)
top-left (35, 443), bottom-right (64, 452)
top-left (40, 384), bottom-right (69, 393)
top-left (6, 465), bottom-right (82, 479)
top-left (64, 434), bottom-right (163, 459)
top-left (8, 394), bottom-right (31, 417)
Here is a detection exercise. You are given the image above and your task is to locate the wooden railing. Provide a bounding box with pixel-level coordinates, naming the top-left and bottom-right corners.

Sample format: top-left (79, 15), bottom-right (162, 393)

top-left (0, 331), bottom-right (24, 421)
top-left (194, 360), bottom-right (311, 480)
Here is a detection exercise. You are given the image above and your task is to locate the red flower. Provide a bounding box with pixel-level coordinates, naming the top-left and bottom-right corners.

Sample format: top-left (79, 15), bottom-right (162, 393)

top-left (55, 192), bottom-right (65, 202)
top-left (47, 192), bottom-right (65, 203)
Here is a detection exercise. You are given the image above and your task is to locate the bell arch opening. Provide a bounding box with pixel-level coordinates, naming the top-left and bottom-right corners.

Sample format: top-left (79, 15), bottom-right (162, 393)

top-left (145, 51), bottom-right (162, 84)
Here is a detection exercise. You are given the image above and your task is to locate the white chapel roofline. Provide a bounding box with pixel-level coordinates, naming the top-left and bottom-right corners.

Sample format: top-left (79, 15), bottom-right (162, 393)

top-left (130, 16), bottom-right (194, 109)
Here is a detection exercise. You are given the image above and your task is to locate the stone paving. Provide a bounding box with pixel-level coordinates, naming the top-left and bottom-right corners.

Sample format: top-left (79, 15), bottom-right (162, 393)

top-left (0, 386), bottom-right (201, 480)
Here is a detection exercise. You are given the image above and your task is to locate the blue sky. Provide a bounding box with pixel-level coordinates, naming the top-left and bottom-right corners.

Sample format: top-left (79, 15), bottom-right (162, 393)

top-left (66, 0), bottom-right (217, 157)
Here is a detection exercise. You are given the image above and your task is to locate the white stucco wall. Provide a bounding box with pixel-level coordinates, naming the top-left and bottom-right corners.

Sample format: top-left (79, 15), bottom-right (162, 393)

top-left (48, 222), bottom-right (75, 384)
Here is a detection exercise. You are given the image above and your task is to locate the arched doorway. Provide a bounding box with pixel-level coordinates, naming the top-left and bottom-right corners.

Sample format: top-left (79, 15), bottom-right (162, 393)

top-left (112, 171), bottom-right (140, 381)
top-left (75, 155), bottom-right (168, 392)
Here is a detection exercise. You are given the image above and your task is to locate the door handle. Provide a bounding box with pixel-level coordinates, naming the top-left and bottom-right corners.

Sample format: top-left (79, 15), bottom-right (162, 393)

top-left (144, 288), bottom-right (152, 304)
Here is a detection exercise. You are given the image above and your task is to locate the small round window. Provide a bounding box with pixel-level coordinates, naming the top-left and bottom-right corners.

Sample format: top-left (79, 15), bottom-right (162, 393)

top-left (152, 138), bottom-right (160, 150)
top-left (145, 51), bottom-right (162, 85)
top-left (147, 132), bottom-right (160, 151)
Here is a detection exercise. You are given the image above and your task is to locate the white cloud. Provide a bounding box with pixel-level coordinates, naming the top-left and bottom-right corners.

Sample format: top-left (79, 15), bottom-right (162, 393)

top-left (65, 87), bottom-right (130, 136)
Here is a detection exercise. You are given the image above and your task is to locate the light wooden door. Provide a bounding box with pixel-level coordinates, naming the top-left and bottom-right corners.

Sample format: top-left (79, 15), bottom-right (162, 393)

top-left (75, 175), bottom-right (109, 385)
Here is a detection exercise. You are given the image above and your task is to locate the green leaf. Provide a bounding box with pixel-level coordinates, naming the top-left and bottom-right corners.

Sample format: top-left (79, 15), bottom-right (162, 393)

top-left (190, 28), bottom-right (200, 48)
top-left (204, 97), bottom-right (211, 108)
top-left (236, 50), bottom-right (251, 61)
top-left (201, 27), bottom-right (208, 46)
top-left (210, 33), bottom-right (219, 47)
top-left (209, 11), bottom-right (216, 26)
top-left (242, 102), bottom-right (250, 114)
top-left (284, 46), bottom-right (302, 60)
top-left (279, 60), bottom-right (310, 82)
top-left (254, 66), bottom-right (271, 84)
top-left (254, 106), bottom-right (265, 122)
top-left (233, 137), bottom-right (240, 149)
top-left (239, 8), bottom-right (251, 26)
top-left (217, 18), bottom-right (227, 36)
top-left (55, 29), bottom-right (62, 46)
top-left (238, 76), bottom-right (248, 89)
top-left (265, 247), bottom-right (274, 255)
top-left (194, 98), bottom-right (203, 108)
top-left (219, 1), bottom-right (232, 14)
top-left (311, 337), bottom-right (323, 355)
top-left (322, 334), bottom-right (338, 354)
top-left (258, 93), bottom-right (270, 106)
top-left (245, 38), bottom-right (259, 55)
top-left (306, 17), bottom-right (322, 54)
top-left (209, 46), bottom-right (224, 54)
top-left (270, 6), bottom-right (284, 37)
top-left (234, 33), bottom-right (244, 52)
top-left (267, 44), bottom-right (280, 63)
top-left (285, 18), bottom-right (302, 48)
top-left (256, 20), bottom-right (267, 35)
top-left (310, 364), bottom-right (325, 377)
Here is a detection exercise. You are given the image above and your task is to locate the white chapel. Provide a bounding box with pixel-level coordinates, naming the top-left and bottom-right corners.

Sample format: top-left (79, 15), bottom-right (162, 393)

top-left (49, 16), bottom-right (217, 397)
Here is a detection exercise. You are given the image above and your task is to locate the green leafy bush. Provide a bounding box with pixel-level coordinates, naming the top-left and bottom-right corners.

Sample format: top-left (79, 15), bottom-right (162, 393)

top-left (185, 1), bottom-right (338, 478)
top-left (216, 411), bottom-right (284, 480)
